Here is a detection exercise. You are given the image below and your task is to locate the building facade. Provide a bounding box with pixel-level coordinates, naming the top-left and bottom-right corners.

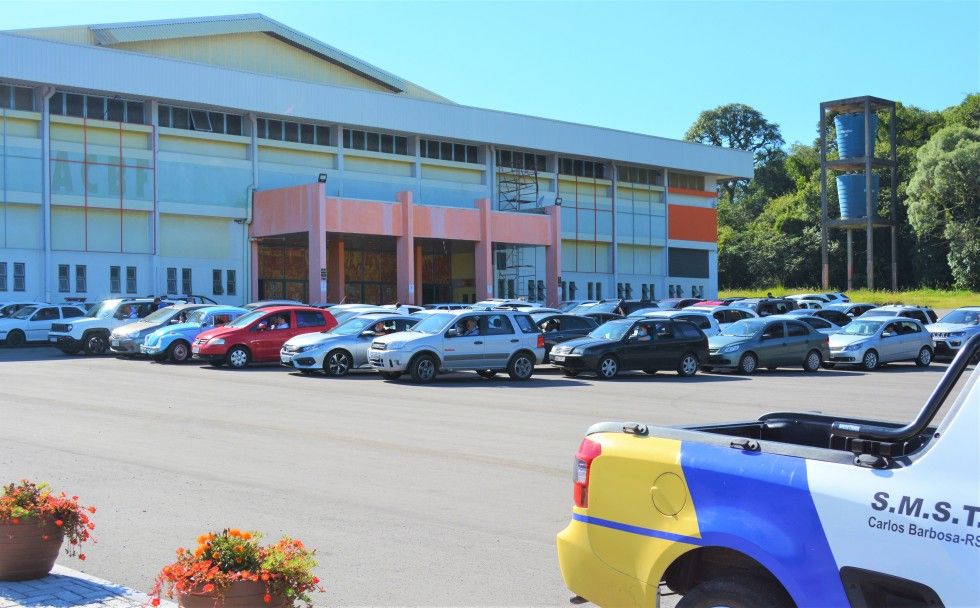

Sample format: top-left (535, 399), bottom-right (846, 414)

top-left (0, 14), bottom-right (752, 307)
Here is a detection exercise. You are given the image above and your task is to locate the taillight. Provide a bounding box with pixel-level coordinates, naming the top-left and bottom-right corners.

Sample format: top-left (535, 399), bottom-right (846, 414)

top-left (573, 438), bottom-right (602, 508)
top-left (537, 334), bottom-right (545, 348)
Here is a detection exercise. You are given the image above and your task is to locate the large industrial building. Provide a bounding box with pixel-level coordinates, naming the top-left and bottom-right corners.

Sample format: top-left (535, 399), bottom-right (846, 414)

top-left (0, 14), bottom-right (752, 307)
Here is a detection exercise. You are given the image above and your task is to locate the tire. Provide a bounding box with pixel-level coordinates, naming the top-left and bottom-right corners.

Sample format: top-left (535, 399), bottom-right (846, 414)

top-left (803, 349), bottom-right (821, 372)
top-left (324, 349), bottom-right (354, 377)
top-left (915, 346), bottom-right (932, 367)
top-left (409, 354), bottom-right (438, 384)
top-left (677, 352), bottom-right (699, 377)
top-left (5, 330), bottom-right (25, 347)
top-left (379, 371), bottom-right (402, 380)
top-left (227, 346), bottom-right (250, 369)
top-left (677, 576), bottom-right (791, 608)
top-left (738, 352), bottom-right (758, 375)
top-left (83, 333), bottom-right (109, 356)
top-left (597, 355), bottom-right (619, 379)
top-left (861, 349), bottom-right (879, 371)
top-left (507, 352), bottom-right (535, 381)
top-left (168, 340), bottom-right (191, 363)
top-left (476, 370), bottom-right (497, 379)
top-left (643, 369), bottom-right (658, 375)
top-left (562, 369), bottom-right (579, 378)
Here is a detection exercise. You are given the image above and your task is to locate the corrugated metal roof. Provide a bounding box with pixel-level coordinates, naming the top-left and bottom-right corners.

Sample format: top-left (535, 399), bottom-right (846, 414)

top-left (86, 14), bottom-right (411, 94)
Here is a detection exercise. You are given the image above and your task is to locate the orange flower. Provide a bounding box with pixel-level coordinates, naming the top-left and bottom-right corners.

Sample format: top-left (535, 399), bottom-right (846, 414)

top-left (151, 599), bottom-right (161, 607)
top-left (229, 529), bottom-right (241, 537)
top-left (194, 547), bottom-right (205, 558)
top-left (263, 594), bottom-right (272, 604)
top-left (233, 545), bottom-right (244, 553)
top-left (241, 532), bottom-right (252, 540)
top-left (88, 506), bottom-right (96, 513)
top-left (54, 519), bottom-right (64, 527)
top-left (196, 534), bottom-right (208, 544)
top-left (312, 577), bottom-right (320, 585)
top-left (78, 554), bottom-right (86, 561)
top-left (176, 547), bottom-right (185, 555)
top-left (202, 584), bottom-right (215, 593)
top-left (261, 573), bottom-right (270, 582)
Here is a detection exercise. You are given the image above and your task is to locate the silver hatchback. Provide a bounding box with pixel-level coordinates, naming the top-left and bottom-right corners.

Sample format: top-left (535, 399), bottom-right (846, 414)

top-left (827, 317), bottom-right (934, 370)
top-left (280, 313), bottom-right (419, 376)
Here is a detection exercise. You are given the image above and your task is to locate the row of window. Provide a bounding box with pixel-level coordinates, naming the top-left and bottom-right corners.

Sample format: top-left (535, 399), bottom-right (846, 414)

top-left (559, 158), bottom-right (606, 180)
top-left (616, 283), bottom-right (658, 300)
top-left (496, 149), bottom-right (547, 172)
top-left (211, 269), bottom-right (237, 296)
top-left (0, 85), bottom-right (34, 112)
top-left (618, 165), bottom-right (663, 186)
top-left (0, 262), bottom-right (26, 292)
top-left (256, 118), bottom-right (330, 146)
top-left (420, 139), bottom-right (480, 164)
top-left (49, 92), bottom-right (145, 124)
top-left (343, 128), bottom-right (409, 155)
top-left (668, 172), bottom-right (706, 191)
top-left (56, 264), bottom-right (136, 293)
top-left (667, 284), bottom-right (705, 299)
top-left (56, 265), bottom-right (236, 297)
top-left (158, 105), bottom-right (243, 135)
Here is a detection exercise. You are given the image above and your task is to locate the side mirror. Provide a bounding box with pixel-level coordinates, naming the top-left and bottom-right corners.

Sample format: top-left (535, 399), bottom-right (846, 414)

top-left (882, 331), bottom-right (895, 338)
top-left (446, 328), bottom-right (459, 338)
top-left (361, 330), bottom-right (377, 337)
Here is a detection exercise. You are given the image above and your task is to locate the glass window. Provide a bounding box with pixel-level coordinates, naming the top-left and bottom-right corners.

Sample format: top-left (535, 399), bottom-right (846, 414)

top-left (166, 267), bottom-right (177, 294)
top-left (300, 124), bottom-right (314, 144)
top-left (12, 263), bottom-right (25, 292)
top-left (126, 266), bottom-right (137, 294)
top-left (0, 262), bottom-right (6, 291)
top-left (209, 112), bottom-right (225, 134)
top-left (484, 314), bottom-right (514, 335)
top-left (62, 307), bottom-right (85, 319)
top-left (316, 125), bottom-right (330, 146)
top-left (366, 131), bottom-right (380, 152)
top-left (13, 86), bottom-right (33, 111)
top-left (58, 265), bottom-right (70, 293)
top-left (75, 265), bottom-right (86, 293)
top-left (284, 121), bottom-right (299, 142)
top-left (352, 130), bottom-right (365, 149)
top-left (226, 269), bottom-right (237, 296)
top-left (127, 101), bottom-right (145, 124)
top-left (212, 269), bottom-right (224, 295)
top-left (381, 134), bottom-right (394, 154)
top-left (49, 92), bottom-right (64, 115)
top-left (296, 311), bottom-right (326, 328)
top-left (107, 98), bottom-right (124, 122)
top-left (109, 266), bottom-right (121, 293)
top-left (181, 268), bottom-right (192, 294)
top-left (35, 307), bottom-right (59, 321)
top-left (514, 314), bottom-right (537, 333)
top-left (453, 143), bottom-right (465, 162)
top-left (85, 96), bottom-right (104, 120)
top-left (172, 107), bottom-right (189, 130)
top-left (762, 323), bottom-right (785, 339)
top-left (158, 106), bottom-right (171, 128)
top-left (268, 120), bottom-right (282, 140)
top-left (66, 94), bottom-right (84, 117)
top-left (190, 110), bottom-right (212, 131)
top-left (787, 322), bottom-right (809, 336)
top-left (256, 118), bottom-right (267, 139)
top-left (467, 145), bottom-right (479, 163)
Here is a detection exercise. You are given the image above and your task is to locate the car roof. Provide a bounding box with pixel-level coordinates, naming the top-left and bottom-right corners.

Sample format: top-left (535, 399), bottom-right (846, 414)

top-left (254, 305), bottom-right (325, 313)
top-left (641, 310), bottom-right (708, 318)
top-left (953, 306), bottom-right (980, 311)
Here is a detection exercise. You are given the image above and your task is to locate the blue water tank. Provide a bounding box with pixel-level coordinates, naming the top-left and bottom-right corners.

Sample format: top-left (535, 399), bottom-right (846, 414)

top-left (834, 112), bottom-right (878, 159)
top-left (836, 173), bottom-right (879, 219)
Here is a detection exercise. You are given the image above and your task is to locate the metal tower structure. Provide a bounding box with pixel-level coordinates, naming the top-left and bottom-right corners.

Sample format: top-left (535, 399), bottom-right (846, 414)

top-left (819, 96), bottom-right (898, 291)
top-left (495, 150), bottom-right (542, 300)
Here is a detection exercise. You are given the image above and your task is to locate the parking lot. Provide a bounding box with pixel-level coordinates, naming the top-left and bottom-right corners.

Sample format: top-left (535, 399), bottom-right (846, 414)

top-left (0, 346), bottom-right (964, 606)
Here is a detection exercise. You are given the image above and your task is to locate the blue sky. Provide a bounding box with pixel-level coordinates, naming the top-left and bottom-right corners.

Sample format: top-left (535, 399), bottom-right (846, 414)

top-left (5, 1), bottom-right (978, 148)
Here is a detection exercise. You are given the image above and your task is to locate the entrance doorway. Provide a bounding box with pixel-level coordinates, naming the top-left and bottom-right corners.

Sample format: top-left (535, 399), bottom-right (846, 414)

top-left (342, 235), bottom-right (397, 305)
top-left (418, 239), bottom-right (475, 304)
top-left (257, 232), bottom-right (309, 302)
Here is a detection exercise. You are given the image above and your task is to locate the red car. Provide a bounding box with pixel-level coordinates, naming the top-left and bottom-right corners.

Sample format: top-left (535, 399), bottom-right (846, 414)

top-left (192, 306), bottom-right (337, 369)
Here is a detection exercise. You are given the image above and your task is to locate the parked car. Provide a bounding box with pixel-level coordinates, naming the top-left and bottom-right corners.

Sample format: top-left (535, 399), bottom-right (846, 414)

top-left (730, 297), bottom-right (799, 317)
top-left (533, 313), bottom-right (599, 361)
top-left (192, 306), bottom-right (338, 368)
top-left (718, 296), bottom-right (747, 304)
top-left (367, 309), bottom-right (544, 383)
top-left (280, 312), bottom-right (418, 376)
top-left (860, 304), bottom-right (938, 325)
top-left (824, 302), bottom-right (877, 318)
top-left (0, 301), bottom-right (40, 318)
top-left (108, 303), bottom-right (210, 356)
top-left (684, 305), bottom-right (759, 329)
top-left (828, 317), bottom-right (934, 370)
top-left (48, 298), bottom-right (180, 355)
top-left (791, 314), bottom-right (844, 335)
top-left (635, 309), bottom-right (722, 337)
top-left (422, 303), bottom-right (471, 311)
top-left (794, 299), bottom-right (825, 310)
top-left (654, 298), bottom-right (702, 310)
top-left (706, 316), bottom-right (830, 374)
top-left (558, 300), bottom-right (596, 313)
top-left (786, 307), bottom-right (853, 327)
top-left (0, 304), bottom-right (86, 346)
top-left (140, 306), bottom-right (248, 363)
top-left (556, 336), bottom-right (979, 608)
top-left (329, 305), bottom-right (392, 326)
top-left (569, 299), bottom-right (656, 316)
top-left (580, 311), bottom-right (625, 325)
top-left (550, 317), bottom-right (708, 379)
top-left (472, 299), bottom-right (537, 310)
top-left (926, 306), bottom-right (980, 360)
top-left (243, 299), bottom-right (305, 310)
top-left (162, 294), bottom-right (218, 305)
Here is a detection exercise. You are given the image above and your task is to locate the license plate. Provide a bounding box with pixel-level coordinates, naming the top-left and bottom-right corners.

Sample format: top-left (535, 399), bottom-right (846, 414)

top-left (552, 355), bottom-right (565, 363)
top-left (111, 339), bottom-right (119, 346)
top-left (49, 337), bottom-right (58, 343)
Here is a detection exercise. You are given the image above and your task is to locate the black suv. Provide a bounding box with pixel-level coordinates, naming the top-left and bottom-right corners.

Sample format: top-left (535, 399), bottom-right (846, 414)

top-left (532, 313), bottom-right (598, 361)
top-left (549, 318), bottom-right (708, 379)
top-left (730, 298), bottom-right (798, 317)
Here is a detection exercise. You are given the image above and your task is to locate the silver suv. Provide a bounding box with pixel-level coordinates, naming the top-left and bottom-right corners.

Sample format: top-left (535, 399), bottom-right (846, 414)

top-left (368, 309), bottom-right (545, 383)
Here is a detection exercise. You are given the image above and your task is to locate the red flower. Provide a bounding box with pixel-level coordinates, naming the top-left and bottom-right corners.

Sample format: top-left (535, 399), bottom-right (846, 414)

top-left (202, 584), bottom-right (215, 593)
top-left (11, 518), bottom-right (19, 525)
top-left (78, 554), bottom-right (86, 561)
top-left (151, 599), bottom-right (161, 607)
top-left (263, 594), bottom-right (272, 604)
top-left (88, 506), bottom-right (97, 513)
top-left (42, 535), bottom-right (50, 541)
top-left (54, 519), bottom-right (64, 527)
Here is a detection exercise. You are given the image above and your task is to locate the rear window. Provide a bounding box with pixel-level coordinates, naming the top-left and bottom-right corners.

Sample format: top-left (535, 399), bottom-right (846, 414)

top-left (296, 311), bottom-right (326, 328)
top-left (61, 307), bottom-right (85, 318)
top-left (678, 314), bottom-right (711, 330)
top-left (804, 317), bottom-right (830, 330)
top-left (673, 321), bottom-right (701, 339)
top-left (514, 314), bottom-right (539, 334)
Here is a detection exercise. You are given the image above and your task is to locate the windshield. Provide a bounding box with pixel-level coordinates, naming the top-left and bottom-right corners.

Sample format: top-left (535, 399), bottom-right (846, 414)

top-left (142, 307), bottom-right (179, 324)
top-left (840, 320), bottom-right (883, 336)
top-left (721, 319), bottom-right (766, 337)
top-left (627, 308), bottom-right (659, 318)
top-left (224, 310), bottom-right (266, 329)
top-left (861, 310), bottom-right (895, 317)
top-left (10, 306), bottom-right (38, 320)
top-left (938, 310), bottom-right (980, 325)
top-left (185, 309), bottom-right (208, 324)
top-left (588, 320), bottom-right (632, 341)
top-left (89, 301), bottom-right (120, 318)
top-left (730, 300), bottom-right (755, 309)
top-left (330, 317), bottom-right (378, 336)
top-left (567, 303), bottom-right (596, 314)
top-left (410, 313), bottom-right (455, 334)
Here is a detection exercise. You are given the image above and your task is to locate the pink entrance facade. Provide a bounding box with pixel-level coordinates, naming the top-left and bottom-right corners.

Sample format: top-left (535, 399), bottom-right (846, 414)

top-left (250, 183), bottom-right (562, 306)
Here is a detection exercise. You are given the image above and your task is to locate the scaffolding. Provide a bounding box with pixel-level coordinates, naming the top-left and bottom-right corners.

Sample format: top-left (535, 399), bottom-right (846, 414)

top-left (495, 150), bottom-right (542, 301)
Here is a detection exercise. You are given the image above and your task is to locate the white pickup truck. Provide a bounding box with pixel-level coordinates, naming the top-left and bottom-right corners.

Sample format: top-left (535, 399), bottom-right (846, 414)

top-left (48, 298), bottom-right (175, 355)
top-left (558, 335), bottom-right (980, 608)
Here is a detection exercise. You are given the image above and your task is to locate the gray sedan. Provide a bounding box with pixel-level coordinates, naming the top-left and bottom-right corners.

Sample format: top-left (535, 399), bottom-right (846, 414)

top-left (827, 317), bottom-right (933, 370)
top-left (706, 315), bottom-right (830, 374)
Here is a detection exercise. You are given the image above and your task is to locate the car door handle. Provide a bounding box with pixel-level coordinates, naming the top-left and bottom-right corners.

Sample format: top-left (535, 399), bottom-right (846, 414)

top-left (510, 339), bottom-right (519, 343)
top-left (474, 340), bottom-right (483, 345)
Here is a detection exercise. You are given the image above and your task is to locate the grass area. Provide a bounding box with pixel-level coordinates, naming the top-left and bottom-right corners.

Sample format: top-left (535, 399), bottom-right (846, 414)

top-left (719, 287), bottom-right (980, 310)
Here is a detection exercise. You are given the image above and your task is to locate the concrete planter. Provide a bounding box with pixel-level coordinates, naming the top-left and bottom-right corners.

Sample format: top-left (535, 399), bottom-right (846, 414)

top-left (0, 519), bottom-right (65, 581)
top-left (177, 580), bottom-right (286, 608)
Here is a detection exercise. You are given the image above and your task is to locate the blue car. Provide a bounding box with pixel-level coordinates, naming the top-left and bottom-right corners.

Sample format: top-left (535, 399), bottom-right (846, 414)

top-left (140, 305), bottom-right (247, 363)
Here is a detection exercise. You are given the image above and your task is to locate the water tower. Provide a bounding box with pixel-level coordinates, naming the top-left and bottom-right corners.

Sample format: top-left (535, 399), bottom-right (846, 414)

top-left (819, 96), bottom-right (898, 291)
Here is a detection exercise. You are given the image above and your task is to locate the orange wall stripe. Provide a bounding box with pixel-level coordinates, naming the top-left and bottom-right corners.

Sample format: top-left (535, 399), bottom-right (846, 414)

top-left (668, 186), bottom-right (717, 198)
top-left (668, 205), bottom-right (717, 242)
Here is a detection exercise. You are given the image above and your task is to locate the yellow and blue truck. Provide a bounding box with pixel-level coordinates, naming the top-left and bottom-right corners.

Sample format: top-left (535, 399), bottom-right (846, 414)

top-left (558, 335), bottom-right (980, 607)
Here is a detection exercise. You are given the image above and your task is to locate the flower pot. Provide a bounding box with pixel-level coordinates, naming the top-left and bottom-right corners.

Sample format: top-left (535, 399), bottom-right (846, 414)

top-left (0, 519), bottom-right (65, 581)
top-left (834, 112), bottom-right (878, 159)
top-left (177, 580), bottom-right (286, 608)
top-left (836, 173), bottom-right (879, 220)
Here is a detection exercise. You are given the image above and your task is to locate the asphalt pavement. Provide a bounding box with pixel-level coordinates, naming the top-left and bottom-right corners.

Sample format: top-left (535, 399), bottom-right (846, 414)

top-left (0, 346), bottom-right (964, 606)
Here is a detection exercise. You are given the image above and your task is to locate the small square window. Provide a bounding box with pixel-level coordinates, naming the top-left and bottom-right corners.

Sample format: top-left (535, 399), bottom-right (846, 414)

top-left (86, 96), bottom-right (105, 120)
top-left (352, 130), bottom-right (365, 149)
top-left (209, 112), bottom-right (225, 134)
top-left (212, 269), bottom-right (224, 295)
top-left (225, 114), bottom-right (242, 136)
top-left (395, 136), bottom-right (407, 155)
top-left (300, 124), bottom-right (314, 144)
top-left (107, 98), bottom-right (124, 122)
top-left (190, 110), bottom-right (212, 132)
top-left (172, 108), bottom-right (190, 130)
top-left (66, 94), bottom-right (84, 117)
top-left (58, 265), bottom-right (70, 293)
top-left (315, 125), bottom-right (330, 146)
top-left (381, 134), bottom-right (394, 154)
top-left (13, 87), bottom-right (33, 111)
top-left (127, 101), bottom-right (145, 124)
top-left (453, 143), bottom-right (465, 162)
top-left (75, 265), bottom-right (87, 293)
top-left (227, 269), bottom-right (237, 296)
top-left (0, 85), bottom-right (10, 109)
top-left (13, 263), bottom-right (25, 292)
top-left (181, 268), bottom-right (192, 295)
top-left (158, 106), bottom-right (171, 128)
top-left (467, 145), bottom-right (479, 163)
top-left (419, 139), bottom-right (429, 158)
top-left (256, 118), bottom-right (267, 139)
top-left (110, 266), bottom-right (121, 293)
top-left (441, 142), bottom-right (452, 160)
top-left (166, 267), bottom-right (177, 294)
top-left (284, 121), bottom-right (299, 142)
top-left (126, 266), bottom-right (137, 294)
top-left (49, 92), bottom-right (65, 115)
top-left (366, 131), bottom-right (380, 152)
top-left (268, 120), bottom-right (283, 140)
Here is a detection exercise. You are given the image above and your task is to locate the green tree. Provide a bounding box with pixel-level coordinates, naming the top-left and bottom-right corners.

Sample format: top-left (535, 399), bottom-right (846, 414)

top-left (906, 125), bottom-right (980, 289)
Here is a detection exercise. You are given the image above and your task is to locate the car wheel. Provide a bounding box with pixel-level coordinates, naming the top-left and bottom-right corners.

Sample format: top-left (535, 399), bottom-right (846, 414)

top-left (409, 354), bottom-right (438, 384)
top-left (803, 349), bottom-right (821, 372)
top-left (677, 352), bottom-right (699, 377)
top-left (597, 355), bottom-right (619, 379)
top-left (168, 340), bottom-right (191, 363)
top-left (915, 346), bottom-right (932, 367)
top-left (562, 369), bottom-right (579, 378)
top-left (862, 349), bottom-right (879, 371)
top-left (676, 576), bottom-right (792, 608)
top-left (84, 333), bottom-right (108, 355)
top-left (5, 330), bottom-right (25, 347)
top-left (476, 370), bottom-right (497, 379)
top-left (325, 349), bottom-right (353, 377)
top-left (379, 371), bottom-right (402, 380)
top-left (643, 369), bottom-right (658, 375)
top-left (507, 352), bottom-right (535, 381)
top-left (738, 352), bottom-right (758, 375)
top-left (227, 346), bottom-right (250, 369)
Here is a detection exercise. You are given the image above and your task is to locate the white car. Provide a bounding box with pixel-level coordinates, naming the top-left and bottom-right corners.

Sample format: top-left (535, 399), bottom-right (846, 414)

top-left (280, 312), bottom-right (419, 376)
top-left (0, 301), bottom-right (41, 319)
top-left (48, 298), bottom-right (179, 355)
top-left (684, 305), bottom-right (759, 329)
top-left (828, 317), bottom-right (934, 370)
top-left (926, 306), bottom-right (980, 360)
top-left (368, 309), bottom-right (544, 383)
top-left (0, 304), bottom-right (87, 346)
top-left (634, 309), bottom-right (722, 337)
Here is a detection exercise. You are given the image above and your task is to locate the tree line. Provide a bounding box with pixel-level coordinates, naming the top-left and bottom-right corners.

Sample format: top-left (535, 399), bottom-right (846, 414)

top-left (684, 95), bottom-right (980, 290)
